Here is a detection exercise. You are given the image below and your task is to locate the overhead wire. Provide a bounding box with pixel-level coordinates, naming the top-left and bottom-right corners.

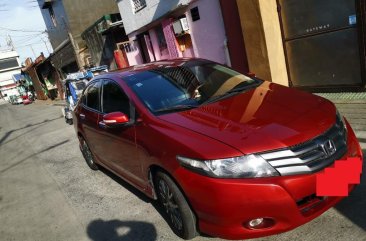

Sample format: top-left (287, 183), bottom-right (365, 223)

top-left (16, 42), bottom-right (46, 49)
top-left (0, 33), bottom-right (42, 39)
top-left (0, 26), bottom-right (45, 33)
top-left (0, 0), bottom-right (51, 56)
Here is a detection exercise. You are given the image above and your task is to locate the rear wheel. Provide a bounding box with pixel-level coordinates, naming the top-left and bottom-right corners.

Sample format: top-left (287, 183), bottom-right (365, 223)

top-left (155, 171), bottom-right (197, 240)
top-left (79, 137), bottom-right (98, 170)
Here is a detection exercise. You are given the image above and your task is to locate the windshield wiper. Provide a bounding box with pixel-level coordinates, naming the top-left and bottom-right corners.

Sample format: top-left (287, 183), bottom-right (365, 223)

top-left (204, 82), bottom-right (261, 105)
top-left (155, 105), bottom-right (198, 114)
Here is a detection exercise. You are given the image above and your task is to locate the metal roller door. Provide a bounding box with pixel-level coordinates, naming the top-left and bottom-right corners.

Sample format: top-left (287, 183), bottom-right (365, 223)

top-left (277, 0), bottom-right (365, 90)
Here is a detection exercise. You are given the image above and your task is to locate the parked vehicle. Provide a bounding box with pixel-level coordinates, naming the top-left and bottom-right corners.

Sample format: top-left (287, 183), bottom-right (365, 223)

top-left (21, 95), bottom-right (32, 105)
top-left (63, 65), bottom-right (108, 125)
top-left (8, 95), bottom-right (16, 104)
top-left (28, 92), bottom-right (35, 101)
top-left (73, 59), bottom-right (363, 240)
top-left (9, 95), bottom-right (23, 105)
top-left (16, 97), bottom-right (23, 105)
top-left (62, 78), bottom-right (88, 125)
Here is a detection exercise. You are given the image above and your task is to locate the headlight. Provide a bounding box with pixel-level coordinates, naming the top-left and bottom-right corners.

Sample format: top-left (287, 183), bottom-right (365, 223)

top-left (177, 155), bottom-right (279, 178)
top-left (336, 109), bottom-right (347, 133)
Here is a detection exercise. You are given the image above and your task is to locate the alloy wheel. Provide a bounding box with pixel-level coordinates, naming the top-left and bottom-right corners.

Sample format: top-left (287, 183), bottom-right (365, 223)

top-left (158, 179), bottom-right (183, 231)
top-left (80, 138), bottom-right (98, 170)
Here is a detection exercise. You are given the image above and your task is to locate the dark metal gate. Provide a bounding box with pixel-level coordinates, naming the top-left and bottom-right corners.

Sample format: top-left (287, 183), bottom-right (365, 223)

top-left (277, 0), bottom-right (365, 91)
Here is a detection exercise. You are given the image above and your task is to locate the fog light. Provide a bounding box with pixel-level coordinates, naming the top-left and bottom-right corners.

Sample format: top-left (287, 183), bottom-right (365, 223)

top-left (248, 218), bottom-right (264, 228)
top-left (245, 218), bottom-right (275, 229)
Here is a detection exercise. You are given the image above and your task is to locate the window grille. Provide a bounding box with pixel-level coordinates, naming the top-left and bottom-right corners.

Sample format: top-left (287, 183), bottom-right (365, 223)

top-left (120, 41), bottom-right (137, 53)
top-left (132, 0), bottom-right (146, 13)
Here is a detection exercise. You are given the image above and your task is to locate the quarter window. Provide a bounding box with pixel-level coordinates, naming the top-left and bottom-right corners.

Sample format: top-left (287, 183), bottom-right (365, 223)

top-left (102, 80), bottom-right (130, 116)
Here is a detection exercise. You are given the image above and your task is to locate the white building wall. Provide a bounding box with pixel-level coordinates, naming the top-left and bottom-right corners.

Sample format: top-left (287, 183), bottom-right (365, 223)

top-left (0, 51), bottom-right (21, 100)
top-left (117, 0), bottom-right (191, 35)
top-left (2, 88), bottom-right (19, 100)
top-left (0, 69), bottom-right (21, 84)
top-left (0, 51), bottom-right (21, 63)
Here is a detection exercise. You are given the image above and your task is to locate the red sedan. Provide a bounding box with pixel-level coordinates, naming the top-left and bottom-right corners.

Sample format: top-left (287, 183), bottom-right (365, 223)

top-left (73, 59), bottom-right (363, 240)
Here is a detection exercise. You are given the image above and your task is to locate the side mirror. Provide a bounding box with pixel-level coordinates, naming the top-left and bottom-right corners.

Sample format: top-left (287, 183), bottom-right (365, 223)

top-left (101, 112), bottom-right (130, 127)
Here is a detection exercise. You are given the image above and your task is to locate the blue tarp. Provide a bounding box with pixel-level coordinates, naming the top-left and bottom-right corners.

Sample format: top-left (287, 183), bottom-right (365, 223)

top-left (66, 65), bottom-right (109, 80)
top-left (12, 73), bottom-right (22, 82)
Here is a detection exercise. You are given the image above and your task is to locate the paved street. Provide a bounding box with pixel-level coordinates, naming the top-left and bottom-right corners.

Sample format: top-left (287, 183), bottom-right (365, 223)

top-left (0, 101), bottom-right (365, 241)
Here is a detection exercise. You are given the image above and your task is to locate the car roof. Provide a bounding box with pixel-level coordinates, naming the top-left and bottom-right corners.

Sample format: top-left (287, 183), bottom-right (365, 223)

top-left (98, 58), bottom-right (211, 80)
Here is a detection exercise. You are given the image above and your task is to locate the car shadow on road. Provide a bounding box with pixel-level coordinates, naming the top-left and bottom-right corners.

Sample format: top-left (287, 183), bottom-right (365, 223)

top-left (335, 149), bottom-right (366, 230)
top-left (87, 219), bottom-right (157, 241)
top-left (99, 166), bottom-right (151, 203)
top-left (0, 116), bottom-right (63, 146)
top-left (98, 166), bottom-right (189, 238)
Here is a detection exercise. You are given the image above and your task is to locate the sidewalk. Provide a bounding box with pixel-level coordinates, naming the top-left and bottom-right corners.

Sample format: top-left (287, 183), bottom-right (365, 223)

top-left (316, 92), bottom-right (366, 151)
top-left (0, 98), bottom-right (7, 106)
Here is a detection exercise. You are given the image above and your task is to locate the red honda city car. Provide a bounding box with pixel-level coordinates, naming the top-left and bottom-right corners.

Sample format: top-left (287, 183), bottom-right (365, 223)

top-left (73, 59), bottom-right (363, 240)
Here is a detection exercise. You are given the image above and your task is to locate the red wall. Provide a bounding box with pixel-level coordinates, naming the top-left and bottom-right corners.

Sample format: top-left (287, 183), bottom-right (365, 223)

top-left (219, 0), bottom-right (249, 74)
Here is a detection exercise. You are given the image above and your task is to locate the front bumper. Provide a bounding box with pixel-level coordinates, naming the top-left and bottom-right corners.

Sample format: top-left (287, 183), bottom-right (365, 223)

top-left (174, 121), bottom-right (363, 240)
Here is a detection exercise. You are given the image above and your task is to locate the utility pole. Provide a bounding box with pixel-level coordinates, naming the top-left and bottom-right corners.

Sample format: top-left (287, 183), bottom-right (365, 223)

top-left (61, 17), bottom-right (83, 69)
top-left (42, 38), bottom-right (50, 55)
top-left (29, 44), bottom-right (36, 59)
top-left (6, 34), bottom-right (15, 51)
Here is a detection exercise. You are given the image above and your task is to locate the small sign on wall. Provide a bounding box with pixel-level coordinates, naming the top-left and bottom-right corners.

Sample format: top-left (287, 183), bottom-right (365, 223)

top-left (349, 14), bottom-right (357, 25)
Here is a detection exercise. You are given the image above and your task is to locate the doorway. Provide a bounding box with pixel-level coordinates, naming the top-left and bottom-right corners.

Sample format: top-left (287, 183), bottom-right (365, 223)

top-left (137, 32), bottom-right (155, 63)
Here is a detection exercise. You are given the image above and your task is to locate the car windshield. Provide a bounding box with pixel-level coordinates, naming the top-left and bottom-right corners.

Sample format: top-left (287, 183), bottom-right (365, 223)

top-left (125, 60), bottom-right (262, 115)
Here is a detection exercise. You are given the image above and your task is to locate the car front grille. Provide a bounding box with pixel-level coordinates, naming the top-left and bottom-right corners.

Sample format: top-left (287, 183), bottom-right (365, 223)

top-left (259, 116), bottom-right (347, 176)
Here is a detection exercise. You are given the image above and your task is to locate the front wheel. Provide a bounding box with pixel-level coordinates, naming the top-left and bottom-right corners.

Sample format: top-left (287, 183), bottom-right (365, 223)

top-left (79, 137), bottom-right (98, 170)
top-left (155, 171), bottom-right (197, 240)
top-left (66, 118), bottom-right (73, 125)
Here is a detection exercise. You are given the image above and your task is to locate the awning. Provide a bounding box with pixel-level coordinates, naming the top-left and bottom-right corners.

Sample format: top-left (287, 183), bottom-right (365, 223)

top-left (0, 83), bottom-right (17, 90)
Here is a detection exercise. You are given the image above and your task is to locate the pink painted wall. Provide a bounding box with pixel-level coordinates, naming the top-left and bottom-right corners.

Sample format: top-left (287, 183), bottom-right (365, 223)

top-left (125, 33), bottom-right (144, 66)
top-left (186, 0), bottom-right (227, 64)
top-left (126, 50), bottom-right (144, 66)
top-left (144, 34), bottom-right (156, 62)
top-left (149, 29), bottom-right (162, 60)
top-left (149, 28), bottom-right (170, 60)
top-left (126, 0), bottom-right (227, 65)
top-left (162, 18), bottom-right (180, 59)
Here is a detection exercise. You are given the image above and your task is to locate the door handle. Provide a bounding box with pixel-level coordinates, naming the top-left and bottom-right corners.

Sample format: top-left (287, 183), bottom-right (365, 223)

top-left (80, 113), bottom-right (86, 120)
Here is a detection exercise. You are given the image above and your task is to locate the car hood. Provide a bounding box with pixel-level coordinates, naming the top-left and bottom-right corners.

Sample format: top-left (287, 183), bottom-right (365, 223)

top-left (158, 82), bottom-right (336, 154)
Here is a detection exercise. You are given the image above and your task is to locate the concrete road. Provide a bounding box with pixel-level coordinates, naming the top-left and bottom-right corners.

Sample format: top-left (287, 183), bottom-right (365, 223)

top-left (0, 102), bottom-right (365, 241)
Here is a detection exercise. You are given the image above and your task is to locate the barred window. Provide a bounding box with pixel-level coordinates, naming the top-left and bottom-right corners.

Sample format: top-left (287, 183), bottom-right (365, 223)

top-left (0, 58), bottom-right (19, 71)
top-left (132, 0), bottom-right (146, 13)
top-left (120, 41), bottom-right (138, 53)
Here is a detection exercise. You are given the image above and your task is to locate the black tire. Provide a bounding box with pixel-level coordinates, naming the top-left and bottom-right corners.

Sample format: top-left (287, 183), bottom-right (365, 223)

top-left (155, 171), bottom-right (197, 240)
top-left (79, 137), bottom-right (98, 170)
top-left (66, 119), bottom-right (73, 125)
